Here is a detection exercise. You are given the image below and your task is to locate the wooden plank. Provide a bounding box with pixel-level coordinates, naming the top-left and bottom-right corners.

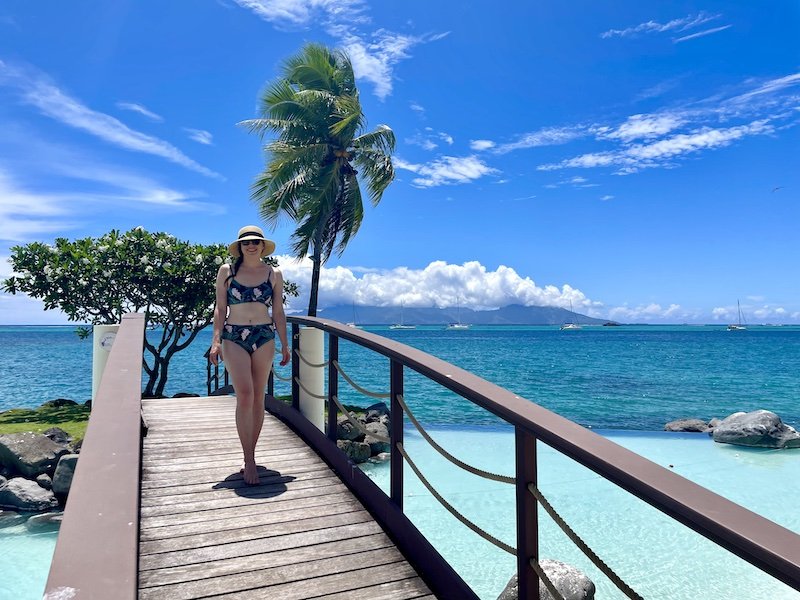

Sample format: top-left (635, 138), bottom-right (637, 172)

top-left (317, 579), bottom-right (436, 600)
top-left (140, 547), bottom-right (407, 600)
top-left (139, 396), bottom-right (433, 599)
top-left (139, 533), bottom-right (395, 588)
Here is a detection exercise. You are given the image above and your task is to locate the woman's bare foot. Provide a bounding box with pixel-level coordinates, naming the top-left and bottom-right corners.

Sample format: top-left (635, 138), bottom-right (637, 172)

top-left (242, 461), bottom-right (259, 485)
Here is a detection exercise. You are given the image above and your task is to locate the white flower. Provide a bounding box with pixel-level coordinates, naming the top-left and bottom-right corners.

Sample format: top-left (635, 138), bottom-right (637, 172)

top-left (115, 240), bottom-right (124, 247)
top-left (48, 245), bottom-right (58, 253)
top-left (163, 244), bottom-right (171, 252)
top-left (134, 225), bottom-right (144, 231)
top-left (78, 279), bottom-right (88, 286)
top-left (103, 270), bottom-right (112, 277)
top-left (163, 262), bottom-right (172, 269)
top-left (140, 255), bottom-right (149, 264)
top-left (214, 256), bottom-right (223, 265)
top-left (145, 265), bottom-right (153, 273)
top-left (43, 266), bottom-right (53, 276)
top-left (81, 258), bottom-right (90, 265)
top-left (98, 245), bottom-right (108, 252)
top-left (195, 254), bottom-right (203, 264)
top-left (156, 239), bottom-right (165, 248)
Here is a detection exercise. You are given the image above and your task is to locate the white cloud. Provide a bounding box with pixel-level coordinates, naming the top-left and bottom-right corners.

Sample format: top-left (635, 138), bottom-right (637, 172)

top-left (470, 139), bottom-right (496, 151)
top-left (394, 155), bottom-right (498, 187)
top-left (0, 171), bottom-right (76, 242)
top-left (673, 25), bottom-right (733, 44)
top-left (231, 0), bottom-right (368, 27)
top-left (540, 118), bottom-right (775, 173)
top-left (601, 12), bottom-right (721, 39)
top-left (601, 113), bottom-right (686, 141)
top-left (600, 195), bottom-right (614, 201)
top-left (494, 126), bottom-right (586, 154)
top-left (0, 61), bottom-right (223, 179)
top-left (116, 102), bottom-right (163, 122)
top-left (728, 72), bottom-right (800, 104)
top-left (410, 102), bottom-right (425, 113)
top-left (275, 256), bottom-right (598, 313)
top-left (184, 128), bottom-right (213, 145)
top-left (438, 132), bottom-right (454, 145)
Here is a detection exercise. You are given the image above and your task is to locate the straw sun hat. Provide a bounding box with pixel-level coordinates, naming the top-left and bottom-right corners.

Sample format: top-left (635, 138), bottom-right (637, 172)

top-left (227, 225), bottom-right (276, 258)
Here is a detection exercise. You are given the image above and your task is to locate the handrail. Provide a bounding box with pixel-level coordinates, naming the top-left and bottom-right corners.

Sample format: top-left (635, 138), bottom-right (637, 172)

top-left (44, 313), bottom-right (145, 600)
top-left (285, 316), bottom-right (800, 595)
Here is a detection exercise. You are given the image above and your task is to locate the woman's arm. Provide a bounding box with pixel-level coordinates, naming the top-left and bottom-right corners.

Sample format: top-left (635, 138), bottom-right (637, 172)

top-left (271, 268), bottom-right (291, 366)
top-left (209, 264), bottom-right (230, 366)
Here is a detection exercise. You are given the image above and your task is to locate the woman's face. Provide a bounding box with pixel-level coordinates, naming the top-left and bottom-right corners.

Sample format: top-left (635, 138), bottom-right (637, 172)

top-left (240, 240), bottom-right (263, 256)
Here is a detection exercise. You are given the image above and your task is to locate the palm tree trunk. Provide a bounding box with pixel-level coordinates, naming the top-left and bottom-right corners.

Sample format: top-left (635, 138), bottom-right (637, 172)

top-left (307, 228), bottom-right (324, 317)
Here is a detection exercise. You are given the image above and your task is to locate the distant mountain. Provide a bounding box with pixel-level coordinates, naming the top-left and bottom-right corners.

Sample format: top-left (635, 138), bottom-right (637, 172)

top-left (313, 303), bottom-right (610, 326)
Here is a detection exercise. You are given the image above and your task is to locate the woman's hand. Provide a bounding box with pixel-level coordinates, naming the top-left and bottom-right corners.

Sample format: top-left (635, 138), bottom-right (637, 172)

top-left (279, 345), bottom-right (290, 366)
top-left (209, 342), bottom-right (223, 366)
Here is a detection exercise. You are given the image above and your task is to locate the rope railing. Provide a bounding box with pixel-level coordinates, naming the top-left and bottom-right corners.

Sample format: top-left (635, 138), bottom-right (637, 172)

top-left (332, 359), bottom-right (391, 399)
top-left (528, 483), bottom-right (643, 600)
top-left (396, 442), bottom-right (516, 556)
top-left (330, 393), bottom-right (390, 444)
top-left (293, 377), bottom-right (329, 400)
top-left (396, 394), bottom-right (515, 485)
top-left (271, 367), bottom-right (292, 382)
top-left (293, 348), bottom-right (329, 368)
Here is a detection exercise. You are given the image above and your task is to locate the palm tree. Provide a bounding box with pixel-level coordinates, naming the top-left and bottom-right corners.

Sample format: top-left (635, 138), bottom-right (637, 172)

top-left (241, 43), bottom-right (396, 316)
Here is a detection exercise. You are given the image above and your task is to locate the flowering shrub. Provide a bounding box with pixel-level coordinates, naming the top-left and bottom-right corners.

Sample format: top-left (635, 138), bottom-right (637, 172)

top-left (2, 227), bottom-right (297, 397)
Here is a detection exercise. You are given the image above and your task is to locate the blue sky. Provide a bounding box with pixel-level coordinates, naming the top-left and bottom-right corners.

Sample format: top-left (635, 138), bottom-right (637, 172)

top-left (1, 1), bottom-right (799, 324)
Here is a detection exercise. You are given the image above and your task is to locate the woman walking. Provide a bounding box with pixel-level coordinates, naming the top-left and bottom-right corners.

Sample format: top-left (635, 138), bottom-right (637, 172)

top-left (209, 225), bottom-right (290, 485)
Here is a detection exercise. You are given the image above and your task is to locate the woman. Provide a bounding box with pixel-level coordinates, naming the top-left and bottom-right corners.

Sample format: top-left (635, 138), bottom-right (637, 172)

top-left (209, 225), bottom-right (290, 485)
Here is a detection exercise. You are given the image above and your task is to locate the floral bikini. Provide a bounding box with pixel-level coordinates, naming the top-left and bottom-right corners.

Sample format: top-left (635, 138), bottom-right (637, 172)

top-left (221, 273), bottom-right (276, 354)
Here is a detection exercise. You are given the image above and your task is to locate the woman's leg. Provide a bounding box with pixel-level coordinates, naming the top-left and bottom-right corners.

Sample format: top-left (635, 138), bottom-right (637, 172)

top-left (222, 340), bottom-right (259, 484)
top-left (249, 339), bottom-right (275, 457)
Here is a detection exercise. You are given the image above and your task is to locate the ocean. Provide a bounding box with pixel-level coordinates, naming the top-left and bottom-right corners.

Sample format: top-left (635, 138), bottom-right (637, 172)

top-left (2, 323), bottom-right (800, 599)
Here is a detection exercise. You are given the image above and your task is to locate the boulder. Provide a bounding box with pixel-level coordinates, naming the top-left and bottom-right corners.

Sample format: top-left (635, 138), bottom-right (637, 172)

top-left (52, 454), bottom-right (80, 496)
top-left (44, 427), bottom-right (71, 444)
top-left (712, 410), bottom-right (800, 449)
top-left (37, 474), bottom-right (53, 490)
top-left (665, 419), bottom-right (709, 432)
top-left (336, 440), bottom-right (371, 463)
top-left (0, 477), bottom-right (59, 511)
top-left (336, 415), bottom-right (363, 441)
top-left (0, 432), bottom-right (71, 477)
top-left (498, 560), bottom-right (595, 599)
top-left (0, 509), bottom-right (26, 529)
top-left (364, 422), bottom-right (391, 454)
top-left (365, 401), bottom-right (390, 420)
top-left (25, 511), bottom-right (63, 531)
top-left (370, 452), bottom-right (391, 463)
top-left (40, 398), bottom-right (78, 408)
top-left (172, 392), bottom-right (200, 398)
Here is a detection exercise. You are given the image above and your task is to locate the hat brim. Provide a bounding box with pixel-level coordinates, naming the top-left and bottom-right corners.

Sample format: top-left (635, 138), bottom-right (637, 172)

top-left (228, 236), bottom-right (276, 258)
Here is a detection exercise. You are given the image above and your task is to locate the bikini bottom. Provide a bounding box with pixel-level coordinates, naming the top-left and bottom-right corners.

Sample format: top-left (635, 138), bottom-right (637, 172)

top-left (221, 323), bottom-right (275, 355)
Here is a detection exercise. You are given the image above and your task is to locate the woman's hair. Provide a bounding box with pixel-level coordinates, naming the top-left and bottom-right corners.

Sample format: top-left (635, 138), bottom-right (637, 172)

top-left (225, 251), bottom-right (244, 283)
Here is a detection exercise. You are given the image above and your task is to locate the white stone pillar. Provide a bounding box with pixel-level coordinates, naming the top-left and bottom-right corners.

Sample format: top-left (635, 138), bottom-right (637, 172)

top-left (92, 324), bottom-right (120, 401)
top-left (298, 326), bottom-right (325, 431)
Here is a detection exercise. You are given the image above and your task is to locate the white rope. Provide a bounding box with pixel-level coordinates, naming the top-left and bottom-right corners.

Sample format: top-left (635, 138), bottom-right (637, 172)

top-left (293, 348), bottom-right (328, 368)
top-left (332, 359), bottom-right (390, 399)
top-left (292, 377), bottom-right (328, 400)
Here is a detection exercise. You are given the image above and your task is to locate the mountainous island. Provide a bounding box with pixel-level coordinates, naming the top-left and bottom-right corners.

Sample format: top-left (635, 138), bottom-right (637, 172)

top-left (314, 304), bottom-right (611, 326)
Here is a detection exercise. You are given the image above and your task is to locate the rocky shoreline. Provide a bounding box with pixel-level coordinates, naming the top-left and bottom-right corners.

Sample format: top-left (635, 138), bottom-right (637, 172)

top-left (665, 410), bottom-right (800, 449)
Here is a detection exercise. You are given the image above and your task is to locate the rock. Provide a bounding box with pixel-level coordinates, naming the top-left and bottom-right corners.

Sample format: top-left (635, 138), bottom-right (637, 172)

top-left (0, 509), bottom-right (26, 529)
top-left (44, 427), bottom-right (71, 444)
top-left (0, 432), bottom-right (71, 478)
top-left (336, 416), bottom-right (363, 441)
top-left (370, 452), bottom-right (391, 463)
top-left (498, 560), bottom-right (595, 600)
top-left (707, 418), bottom-right (722, 436)
top-left (665, 419), bottom-right (709, 432)
top-left (365, 401), bottom-right (390, 420)
top-left (25, 511), bottom-right (63, 531)
top-left (336, 440), bottom-right (371, 463)
top-left (0, 477), bottom-right (59, 511)
top-left (172, 392), bottom-right (200, 398)
top-left (37, 474), bottom-right (53, 490)
top-left (40, 398), bottom-right (78, 408)
top-left (52, 455), bottom-right (80, 496)
top-left (713, 411), bottom-right (800, 449)
top-left (363, 422), bottom-right (391, 454)
top-left (70, 438), bottom-right (84, 453)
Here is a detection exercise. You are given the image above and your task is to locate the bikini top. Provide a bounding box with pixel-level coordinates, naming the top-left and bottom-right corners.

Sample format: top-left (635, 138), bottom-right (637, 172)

top-left (227, 272), bottom-right (273, 306)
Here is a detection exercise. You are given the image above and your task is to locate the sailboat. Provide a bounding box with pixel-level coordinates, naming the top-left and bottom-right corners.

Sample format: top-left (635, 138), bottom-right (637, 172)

top-left (560, 300), bottom-right (582, 330)
top-left (727, 300), bottom-right (747, 331)
top-left (445, 297), bottom-right (470, 330)
top-left (390, 302), bottom-right (416, 330)
top-left (346, 302), bottom-right (362, 329)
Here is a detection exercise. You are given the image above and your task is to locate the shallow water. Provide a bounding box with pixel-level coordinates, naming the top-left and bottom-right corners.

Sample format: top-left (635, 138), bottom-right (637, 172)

top-left (361, 427), bottom-right (800, 599)
top-left (0, 515), bottom-right (58, 599)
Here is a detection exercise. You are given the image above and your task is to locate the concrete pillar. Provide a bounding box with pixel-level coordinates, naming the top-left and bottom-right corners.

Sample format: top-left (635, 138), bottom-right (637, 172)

top-left (298, 326), bottom-right (325, 431)
top-left (92, 324), bottom-right (120, 401)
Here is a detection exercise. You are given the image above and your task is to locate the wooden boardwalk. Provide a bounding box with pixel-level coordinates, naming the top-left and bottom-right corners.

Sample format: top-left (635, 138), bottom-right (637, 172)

top-left (139, 396), bottom-right (434, 599)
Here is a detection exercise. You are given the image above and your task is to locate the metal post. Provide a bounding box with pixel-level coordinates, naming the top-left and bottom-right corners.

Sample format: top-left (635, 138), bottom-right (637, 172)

top-left (327, 335), bottom-right (339, 442)
top-left (516, 427), bottom-right (540, 600)
top-left (267, 371), bottom-right (274, 398)
top-left (291, 323), bottom-right (300, 411)
top-left (390, 359), bottom-right (404, 509)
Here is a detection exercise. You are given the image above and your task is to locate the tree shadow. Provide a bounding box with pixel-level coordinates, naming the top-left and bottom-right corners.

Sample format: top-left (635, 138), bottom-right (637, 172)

top-left (213, 466), bottom-right (296, 499)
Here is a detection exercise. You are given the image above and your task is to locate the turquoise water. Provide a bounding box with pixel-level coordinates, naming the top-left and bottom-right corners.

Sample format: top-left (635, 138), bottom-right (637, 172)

top-left (1, 324), bottom-right (799, 598)
top-left (361, 427), bottom-right (800, 599)
top-left (0, 515), bottom-right (58, 599)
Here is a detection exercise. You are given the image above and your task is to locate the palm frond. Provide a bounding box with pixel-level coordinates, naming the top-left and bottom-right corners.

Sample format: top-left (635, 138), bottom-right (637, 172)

top-left (353, 125), bottom-right (396, 154)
